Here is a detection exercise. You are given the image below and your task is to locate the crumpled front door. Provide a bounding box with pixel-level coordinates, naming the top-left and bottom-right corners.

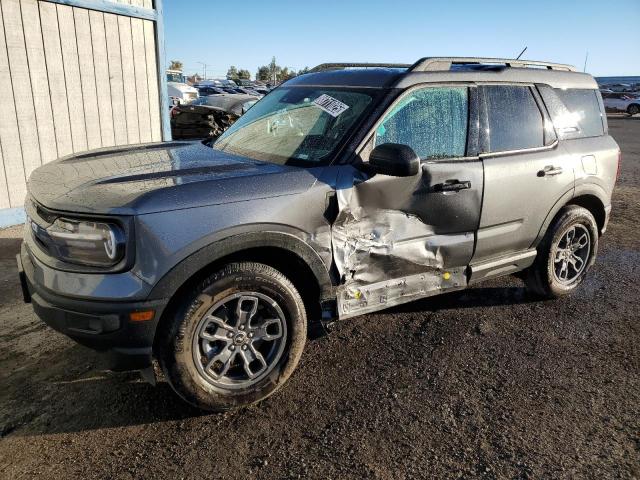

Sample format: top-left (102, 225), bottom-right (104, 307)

top-left (331, 160), bottom-right (483, 319)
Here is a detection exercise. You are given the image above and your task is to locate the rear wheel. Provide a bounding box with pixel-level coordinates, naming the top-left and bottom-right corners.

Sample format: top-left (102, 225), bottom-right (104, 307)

top-left (628, 104), bottom-right (640, 116)
top-left (158, 262), bottom-right (307, 411)
top-left (525, 205), bottom-right (598, 298)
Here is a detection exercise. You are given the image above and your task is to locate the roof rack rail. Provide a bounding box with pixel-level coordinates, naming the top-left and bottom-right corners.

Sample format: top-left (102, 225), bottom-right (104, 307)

top-left (309, 62), bottom-right (411, 73)
top-left (409, 57), bottom-right (576, 72)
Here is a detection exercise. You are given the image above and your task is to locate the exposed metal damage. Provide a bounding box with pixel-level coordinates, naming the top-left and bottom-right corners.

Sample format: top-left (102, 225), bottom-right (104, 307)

top-left (331, 168), bottom-right (467, 319)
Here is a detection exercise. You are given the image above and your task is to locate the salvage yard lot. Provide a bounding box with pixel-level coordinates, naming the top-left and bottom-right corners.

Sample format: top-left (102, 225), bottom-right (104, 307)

top-left (1, 118), bottom-right (639, 479)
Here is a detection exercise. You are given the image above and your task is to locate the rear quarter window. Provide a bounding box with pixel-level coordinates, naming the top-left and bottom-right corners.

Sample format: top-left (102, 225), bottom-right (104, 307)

top-left (540, 87), bottom-right (605, 138)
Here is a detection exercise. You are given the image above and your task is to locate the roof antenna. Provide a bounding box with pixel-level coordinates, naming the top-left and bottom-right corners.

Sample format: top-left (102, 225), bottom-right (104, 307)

top-left (583, 51), bottom-right (589, 72)
top-left (515, 46), bottom-right (527, 60)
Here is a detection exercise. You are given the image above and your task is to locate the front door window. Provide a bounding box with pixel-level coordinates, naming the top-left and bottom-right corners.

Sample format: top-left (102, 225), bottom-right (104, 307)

top-left (374, 87), bottom-right (469, 159)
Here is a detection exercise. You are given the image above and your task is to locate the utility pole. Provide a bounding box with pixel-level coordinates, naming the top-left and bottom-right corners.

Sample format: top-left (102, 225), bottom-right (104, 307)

top-left (270, 56), bottom-right (277, 85)
top-left (197, 62), bottom-right (209, 80)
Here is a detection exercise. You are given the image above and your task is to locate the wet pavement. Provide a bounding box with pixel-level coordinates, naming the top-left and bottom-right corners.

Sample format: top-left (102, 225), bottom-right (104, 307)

top-left (0, 117), bottom-right (638, 479)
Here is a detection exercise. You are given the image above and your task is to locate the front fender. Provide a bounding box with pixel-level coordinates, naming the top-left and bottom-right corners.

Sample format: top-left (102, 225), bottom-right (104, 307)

top-left (146, 230), bottom-right (333, 301)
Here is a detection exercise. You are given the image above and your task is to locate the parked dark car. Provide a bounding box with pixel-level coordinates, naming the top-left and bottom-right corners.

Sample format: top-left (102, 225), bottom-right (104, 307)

top-left (170, 94), bottom-right (259, 139)
top-left (240, 87), bottom-right (265, 96)
top-left (19, 57), bottom-right (619, 411)
top-left (192, 93), bottom-right (259, 116)
top-left (195, 85), bottom-right (227, 96)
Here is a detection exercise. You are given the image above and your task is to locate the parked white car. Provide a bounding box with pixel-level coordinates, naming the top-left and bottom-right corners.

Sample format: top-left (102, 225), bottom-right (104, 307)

top-left (602, 92), bottom-right (640, 116)
top-left (601, 83), bottom-right (634, 92)
top-left (167, 81), bottom-right (199, 105)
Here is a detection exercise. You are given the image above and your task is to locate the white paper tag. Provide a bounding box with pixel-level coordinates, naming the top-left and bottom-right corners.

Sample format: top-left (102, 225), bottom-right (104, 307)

top-left (313, 94), bottom-right (349, 117)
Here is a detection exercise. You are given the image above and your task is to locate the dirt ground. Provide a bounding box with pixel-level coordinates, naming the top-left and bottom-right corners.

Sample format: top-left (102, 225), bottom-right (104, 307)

top-left (0, 117), bottom-right (638, 479)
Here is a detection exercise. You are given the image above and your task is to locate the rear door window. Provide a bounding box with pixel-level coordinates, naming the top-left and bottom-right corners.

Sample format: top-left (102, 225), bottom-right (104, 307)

top-left (481, 86), bottom-right (544, 152)
top-left (374, 87), bottom-right (469, 159)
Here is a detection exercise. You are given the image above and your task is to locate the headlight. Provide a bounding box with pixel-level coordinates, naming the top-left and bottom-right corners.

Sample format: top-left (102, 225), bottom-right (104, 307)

top-left (42, 218), bottom-right (126, 267)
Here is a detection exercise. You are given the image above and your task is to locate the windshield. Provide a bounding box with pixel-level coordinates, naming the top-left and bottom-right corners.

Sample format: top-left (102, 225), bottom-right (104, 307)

top-left (212, 87), bottom-right (376, 165)
top-left (167, 72), bottom-right (185, 83)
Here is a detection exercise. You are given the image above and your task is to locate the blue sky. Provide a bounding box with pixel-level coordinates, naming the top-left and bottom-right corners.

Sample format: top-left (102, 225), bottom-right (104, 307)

top-left (164, 0), bottom-right (640, 79)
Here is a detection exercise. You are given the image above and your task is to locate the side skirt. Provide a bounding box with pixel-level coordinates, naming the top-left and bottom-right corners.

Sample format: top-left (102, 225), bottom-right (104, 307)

top-left (333, 249), bottom-right (539, 320)
top-left (468, 249), bottom-right (537, 285)
top-left (337, 267), bottom-right (467, 320)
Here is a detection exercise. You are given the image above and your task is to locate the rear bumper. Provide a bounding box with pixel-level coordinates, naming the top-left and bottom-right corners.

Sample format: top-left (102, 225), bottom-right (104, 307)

top-left (602, 204), bottom-right (612, 234)
top-left (18, 243), bottom-right (168, 371)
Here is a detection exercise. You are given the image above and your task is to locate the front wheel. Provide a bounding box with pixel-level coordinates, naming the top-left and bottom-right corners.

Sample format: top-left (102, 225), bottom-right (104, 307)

top-left (627, 104), bottom-right (640, 116)
top-left (525, 205), bottom-right (598, 298)
top-left (158, 262), bottom-right (307, 411)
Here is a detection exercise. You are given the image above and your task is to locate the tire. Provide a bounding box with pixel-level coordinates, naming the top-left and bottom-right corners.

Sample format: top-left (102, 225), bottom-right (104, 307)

top-left (158, 262), bottom-right (307, 411)
top-left (628, 104), bottom-right (640, 116)
top-left (524, 205), bottom-right (598, 299)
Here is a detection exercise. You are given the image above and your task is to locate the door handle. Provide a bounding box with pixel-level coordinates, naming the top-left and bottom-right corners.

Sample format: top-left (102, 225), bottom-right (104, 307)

top-left (538, 165), bottom-right (563, 177)
top-left (433, 179), bottom-right (471, 193)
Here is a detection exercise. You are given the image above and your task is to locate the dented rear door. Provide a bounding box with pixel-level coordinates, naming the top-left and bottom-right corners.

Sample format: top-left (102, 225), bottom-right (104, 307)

top-left (332, 85), bottom-right (483, 318)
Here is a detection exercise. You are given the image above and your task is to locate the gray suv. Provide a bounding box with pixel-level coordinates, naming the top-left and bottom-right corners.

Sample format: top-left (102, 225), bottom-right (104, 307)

top-left (18, 57), bottom-right (619, 411)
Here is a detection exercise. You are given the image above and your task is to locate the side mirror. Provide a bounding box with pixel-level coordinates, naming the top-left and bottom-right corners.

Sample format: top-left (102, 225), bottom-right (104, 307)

top-left (368, 143), bottom-right (420, 177)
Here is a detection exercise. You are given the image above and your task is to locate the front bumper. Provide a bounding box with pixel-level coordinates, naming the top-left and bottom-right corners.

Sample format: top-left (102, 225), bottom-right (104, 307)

top-left (18, 243), bottom-right (168, 371)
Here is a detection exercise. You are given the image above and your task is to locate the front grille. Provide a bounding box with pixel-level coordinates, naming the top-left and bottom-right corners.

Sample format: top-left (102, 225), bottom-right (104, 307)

top-left (28, 217), bottom-right (53, 255)
top-left (24, 197), bottom-right (58, 257)
top-left (25, 197), bottom-right (56, 226)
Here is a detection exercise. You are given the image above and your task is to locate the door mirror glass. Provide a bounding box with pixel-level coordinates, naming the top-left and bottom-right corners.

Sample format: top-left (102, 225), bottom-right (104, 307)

top-left (368, 143), bottom-right (420, 177)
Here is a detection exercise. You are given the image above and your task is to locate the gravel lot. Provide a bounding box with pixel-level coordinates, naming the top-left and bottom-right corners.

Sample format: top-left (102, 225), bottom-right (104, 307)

top-left (1, 117), bottom-right (638, 479)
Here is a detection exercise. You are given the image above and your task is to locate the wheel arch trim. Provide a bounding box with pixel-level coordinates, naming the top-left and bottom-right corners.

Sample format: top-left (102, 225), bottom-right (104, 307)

top-left (568, 185), bottom-right (608, 234)
top-left (146, 231), bottom-right (334, 301)
top-left (533, 183), bottom-right (608, 247)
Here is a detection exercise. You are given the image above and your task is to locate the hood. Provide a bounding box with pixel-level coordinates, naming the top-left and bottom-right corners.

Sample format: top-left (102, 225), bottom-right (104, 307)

top-left (28, 142), bottom-right (321, 215)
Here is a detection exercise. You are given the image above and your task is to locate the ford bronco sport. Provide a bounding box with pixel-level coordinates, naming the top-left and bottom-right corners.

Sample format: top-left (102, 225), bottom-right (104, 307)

top-left (18, 57), bottom-right (619, 411)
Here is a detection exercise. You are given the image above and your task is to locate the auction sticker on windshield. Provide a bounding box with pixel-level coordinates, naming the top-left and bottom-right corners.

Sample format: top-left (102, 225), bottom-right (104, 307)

top-left (313, 94), bottom-right (350, 117)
